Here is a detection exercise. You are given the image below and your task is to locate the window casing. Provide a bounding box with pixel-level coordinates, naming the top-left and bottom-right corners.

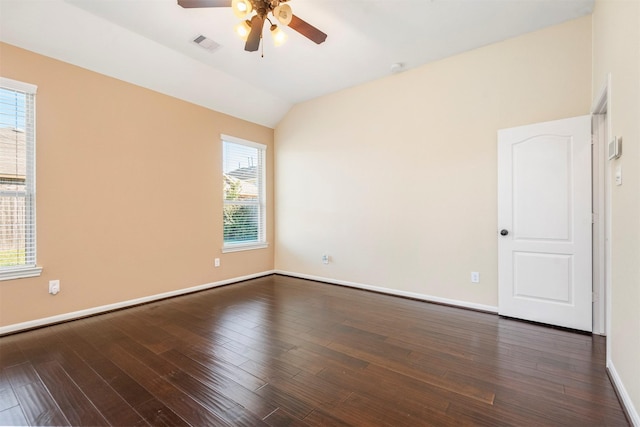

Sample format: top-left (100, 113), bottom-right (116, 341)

top-left (0, 77), bottom-right (41, 280)
top-left (222, 135), bottom-right (267, 252)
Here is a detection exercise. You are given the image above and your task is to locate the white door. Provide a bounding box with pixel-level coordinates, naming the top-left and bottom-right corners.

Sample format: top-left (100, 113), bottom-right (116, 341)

top-left (498, 116), bottom-right (592, 332)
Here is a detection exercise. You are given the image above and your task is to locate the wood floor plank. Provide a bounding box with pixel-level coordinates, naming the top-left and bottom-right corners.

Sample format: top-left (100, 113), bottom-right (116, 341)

top-left (34, 360), bottom-right (109, 426)
top-left (564, 380), bottom-right (625, 409)
top-left (216, 382), bottom-right (279, 420)
top-left (159, 315), bottom-right (231, 346)
top-left (254, 382), bottom-right (315, 420)
top-left (326, 391), bottom-right (443, 427)
top-left (60, 324), bottom-right (183, 425)
top-left (445, 400), bottom-right (541, 427)
top-left (110, 311), bottom-right (181, 355)
top-left (0, 275), bottom-right (629, 426)
top-left (302, 408), bottom-right (354, 427)
top-left (317, 364), bottom-right (452, 414)
top-left (0, 373), bottom-right (19, 411)
top-left (105, 342), bottom-right (231, 426)
top-left (134, 398), bottom-right (190, 427)
top-left (0, 338), bottom-right (27, 369)
top-left (262, 370), bottom-right (351, 411)
top-left (217, 324), bottom-right (296, 357)
top-left (263, 407), bottom-right (311, 426)
top-left (182, 346), bottom-right (267, 391)
top-left (327, 339), bottom-right (496, 404)
top-left (46, 327), bottom-right (147, 426)
top-left (0, 389), bottom-right (18, 413)
top-left (166, 370), bottom-right (268, 427)
top-left (156, 329), bottom-right (275, 420)
top-left (162, 345), bottom-right (277, 419)
top-left (14, 328), bottom-right (65, 365)
top-left (61, 325), bottom-right (158, 407)
top-left (4, 362), bottom-right (41, 388)
top-left (13, 382), bottom-right (69, 426)
top-left (493, 382), bottom-right (627, 426)
top-left (0, 404), bottom-right (28, 426)
top-left (237, 353), bottom-right (302, 383)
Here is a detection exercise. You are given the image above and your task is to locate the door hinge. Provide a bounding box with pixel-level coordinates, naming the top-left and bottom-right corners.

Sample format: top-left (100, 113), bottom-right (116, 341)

top-left (592, 213), bottom-right (598, 224)
top-left (592, 292), bottom-right (598, 303)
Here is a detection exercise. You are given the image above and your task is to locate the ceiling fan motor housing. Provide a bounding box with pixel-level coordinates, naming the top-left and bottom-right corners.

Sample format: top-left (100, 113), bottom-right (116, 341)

top-left (249, 0), bottom-right (288, 17)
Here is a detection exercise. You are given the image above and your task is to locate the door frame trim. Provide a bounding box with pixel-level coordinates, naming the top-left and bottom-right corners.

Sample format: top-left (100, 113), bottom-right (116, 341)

top-left (591, 74), bottom-right (612, 339)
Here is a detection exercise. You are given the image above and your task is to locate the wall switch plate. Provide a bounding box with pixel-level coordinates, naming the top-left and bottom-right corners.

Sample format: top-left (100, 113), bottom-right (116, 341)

top-left (471, 272), bottom-right (480, 283)
top-left (615, 165), bottom-right (622, 186)
top-left (322, 254), bottom-right (329, 264)
top-left (214, 258), bottom-right (220, 267)
top-left (49, 280), bottom-right (60, 295)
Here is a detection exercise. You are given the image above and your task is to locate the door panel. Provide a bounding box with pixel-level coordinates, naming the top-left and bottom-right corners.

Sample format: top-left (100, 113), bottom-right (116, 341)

top-left (513, 252), bottom-right (571, 302)
top-left (498, 115), bottom-right (592, 331)
top-left (513, 136), bottom-right (571, 240)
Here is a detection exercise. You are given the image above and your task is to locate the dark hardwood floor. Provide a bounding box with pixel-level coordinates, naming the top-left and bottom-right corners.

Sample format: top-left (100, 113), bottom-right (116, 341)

top-left (0, 274), bottom-right (629, 426)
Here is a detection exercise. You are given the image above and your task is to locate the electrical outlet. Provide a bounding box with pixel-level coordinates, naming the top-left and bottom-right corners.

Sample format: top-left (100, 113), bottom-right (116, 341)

top-left (471, 272), bottom-right (480, 283)
top-left (322, 254), bottom-right (329, 264)
top-left (214, 258), bottom-right (220, 267)
top-left (49, 280), bottom-right (60, 295)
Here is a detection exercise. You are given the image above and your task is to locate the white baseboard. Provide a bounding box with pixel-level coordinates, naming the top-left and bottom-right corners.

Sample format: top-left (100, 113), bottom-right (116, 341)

top-left (608, 359), bottom-right (640, 426)
top-left (275, 270), bottom-right (498, 313)
top-left (0, 270), bottom-right (275, 336)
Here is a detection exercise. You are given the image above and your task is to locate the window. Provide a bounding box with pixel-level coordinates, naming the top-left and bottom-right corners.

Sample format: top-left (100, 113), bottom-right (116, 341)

top-left (222, 135), bottom-right (267, 252)
top-left (0, 78), bottom-right (41, 280)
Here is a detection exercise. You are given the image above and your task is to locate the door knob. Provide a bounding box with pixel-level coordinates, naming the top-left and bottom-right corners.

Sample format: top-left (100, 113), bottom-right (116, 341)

top-left (500, 229), bottom-right (509, 236)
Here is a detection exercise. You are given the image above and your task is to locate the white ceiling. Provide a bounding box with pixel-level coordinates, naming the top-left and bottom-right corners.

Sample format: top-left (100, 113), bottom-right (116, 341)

top-left (0, 0), bottom-right (594, 128)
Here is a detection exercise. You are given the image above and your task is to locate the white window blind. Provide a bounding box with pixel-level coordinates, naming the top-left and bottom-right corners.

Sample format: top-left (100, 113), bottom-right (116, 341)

top-left (0, 77), bottom-right (40, 280)
top-left (222, 135), bottom-right (266, 252)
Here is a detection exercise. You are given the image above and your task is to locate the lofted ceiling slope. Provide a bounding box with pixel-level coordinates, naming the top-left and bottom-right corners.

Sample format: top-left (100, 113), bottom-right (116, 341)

top-left (0, 0), bottom-right (594, 128)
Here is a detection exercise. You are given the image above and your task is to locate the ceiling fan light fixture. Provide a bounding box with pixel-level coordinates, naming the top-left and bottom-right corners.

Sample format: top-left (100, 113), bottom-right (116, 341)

top-left (180, 0), bottom-right (327, 53)
top-left (232, 0), bottom-right (253, 18)
top-left (273, 4), bottom-right (293, 26)
top-left (270, 24), bottom-right (287, 47)
top-left (235, 19), bottom-right (252, 40)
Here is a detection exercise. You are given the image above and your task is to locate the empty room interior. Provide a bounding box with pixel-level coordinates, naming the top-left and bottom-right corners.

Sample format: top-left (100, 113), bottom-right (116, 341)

top-left (0, 0), bottom-right (639, 425)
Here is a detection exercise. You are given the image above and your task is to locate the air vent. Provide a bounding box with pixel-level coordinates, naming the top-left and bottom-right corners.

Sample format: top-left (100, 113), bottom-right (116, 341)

top-left (192, 34), bottom-right (222, 52)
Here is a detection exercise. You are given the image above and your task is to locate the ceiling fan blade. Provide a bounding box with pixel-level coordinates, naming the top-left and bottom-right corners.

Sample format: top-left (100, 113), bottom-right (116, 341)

top-left (288, 14), bottom-right (327, 44)
top-left (177, 0), bottom-right (229, 8)
top-left (245, 15), bottom-right (264, 52)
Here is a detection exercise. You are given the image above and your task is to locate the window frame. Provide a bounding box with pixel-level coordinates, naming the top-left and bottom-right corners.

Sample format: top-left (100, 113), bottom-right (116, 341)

top-left (0, 77), bottom-right (42, 280)
top-left (221, 134), bottom-right (268, 253)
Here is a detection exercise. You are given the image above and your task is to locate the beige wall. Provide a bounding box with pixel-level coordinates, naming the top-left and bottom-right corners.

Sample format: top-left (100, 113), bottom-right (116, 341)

top-left (592, 0), bottom-right (640, 420)
top-left (275, 17), bottom-right (592, 308)
top-left (0, 43), bottom-right (274, 328)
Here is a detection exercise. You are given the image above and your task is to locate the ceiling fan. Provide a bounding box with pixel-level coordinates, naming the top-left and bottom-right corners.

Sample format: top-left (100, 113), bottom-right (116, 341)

top-left (177, 0), bottom-right (327, 52)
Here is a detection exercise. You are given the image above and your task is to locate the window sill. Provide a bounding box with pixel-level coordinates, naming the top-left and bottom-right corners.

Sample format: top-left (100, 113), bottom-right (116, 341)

top-left (0, 266), bottom-right (43, 281)
top-left (222, 242), bottom-right (269, 253)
